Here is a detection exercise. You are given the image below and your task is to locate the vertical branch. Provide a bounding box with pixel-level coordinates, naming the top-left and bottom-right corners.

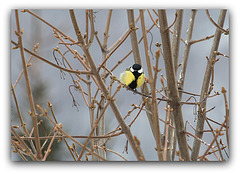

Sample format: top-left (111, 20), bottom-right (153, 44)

top-left (87, 10), bottom-right (95, 47)
top-left (102, 10), bottom-right (112, 50)
top-left (127, 10), bottom-right (142, 65)
top-left (11, 84), bottom-right (37, 153)
top-left (172, 9), bottom-right (184, 74)
top-left (158, 9), bottom-right (190, 161)
top-left (42, 131), bottom-right (57, 161)
top-left (178, 10), bottom-right (197, 98)
top-left (165, 9), bottom-right (196, 161)
top-left (15, 10), bottom-right (42, 160)
top-left (69, 9), bottom-right (95, 160)
top-left (98, 9), bottom-right (112, 161)
top-left (11, 84), bottom-right (28, 135)
top-left (140, 9), bottom-right (163, 161)
top-left (163, 105), bottom-right (171, 160)
top-left (85, 10), bottom-right (89, 44)
top-left (221, 87), bottom-right (229, 148)
top-left (69, 9), bottom-right (85, 46)
top-left (166, 9), bottom-right (184, 161)
top-left (191, 9), bottom-right (227, 161)
top-left (69, 10), bottom-right (145, 161)
top-left (127, 10), bottom-right (161, 156)
top-left (87, 74), bottom-right (95, 161)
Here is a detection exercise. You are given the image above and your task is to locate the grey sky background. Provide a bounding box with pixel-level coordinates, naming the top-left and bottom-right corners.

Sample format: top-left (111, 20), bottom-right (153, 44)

top-left (11, 9), bottom-right (229, 161)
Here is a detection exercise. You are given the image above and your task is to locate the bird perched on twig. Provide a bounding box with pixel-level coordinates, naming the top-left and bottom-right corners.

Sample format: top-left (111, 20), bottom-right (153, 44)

top-left (120, 64), bottom-right (145, 91)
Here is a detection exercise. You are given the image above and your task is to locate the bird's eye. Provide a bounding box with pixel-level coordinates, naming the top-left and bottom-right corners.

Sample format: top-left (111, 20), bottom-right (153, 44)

top-left (138, 68), bottom-right (143, 73)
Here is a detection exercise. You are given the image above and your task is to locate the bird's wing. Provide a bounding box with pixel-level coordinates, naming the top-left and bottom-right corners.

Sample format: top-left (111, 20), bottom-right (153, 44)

top-left (120, 71), bottom-right (135, 86)
top-left (136, 73), bottom-right (145, 88)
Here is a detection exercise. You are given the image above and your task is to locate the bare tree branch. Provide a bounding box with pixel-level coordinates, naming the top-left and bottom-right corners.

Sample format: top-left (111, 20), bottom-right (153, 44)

top-left (140, 9), bottom-right (163, 161)
top-left (97, 9), bottom-right (112, 160)
top-left (191, 9), bottom-right (227, 161)
top-left (11, 40), bottom-right (92, 75)
top-left (127, 10), bottom-right (162, 155)
top-left (178, 10), bottom-right (197, 98)
top-left (166, 9), bottom-right (184, 161)
top-left (14, 10), bottom-right (42, 160)
top-left (205, 9), bottom-right (229, 35)
top-left (158, 9), bottom-right (190, 161)
top-left (69, 9), bottom-right (145, 161)
top-left (172, 9), bottom-right (184, 75)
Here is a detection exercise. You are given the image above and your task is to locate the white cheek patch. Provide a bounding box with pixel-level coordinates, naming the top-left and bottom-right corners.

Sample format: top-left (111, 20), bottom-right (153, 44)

top-left (138, 68), bottom-right (143, 74)
top-left (130, 67), bottom-right (134, 72)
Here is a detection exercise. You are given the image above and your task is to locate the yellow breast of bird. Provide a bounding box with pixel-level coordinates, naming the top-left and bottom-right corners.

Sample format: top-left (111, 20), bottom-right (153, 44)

top-left (136, 73), bottom-right (145, 88)
top-left (120, 71), bottom-right (135, 86)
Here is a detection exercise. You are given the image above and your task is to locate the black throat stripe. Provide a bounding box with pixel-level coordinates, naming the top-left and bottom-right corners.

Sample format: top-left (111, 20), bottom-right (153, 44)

top-left (128, 72), bottom-right (141, 89)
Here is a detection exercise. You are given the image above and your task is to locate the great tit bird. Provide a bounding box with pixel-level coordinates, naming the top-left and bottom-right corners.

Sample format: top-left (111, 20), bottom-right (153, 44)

top-left (120, 64), bottom-right (145, 90)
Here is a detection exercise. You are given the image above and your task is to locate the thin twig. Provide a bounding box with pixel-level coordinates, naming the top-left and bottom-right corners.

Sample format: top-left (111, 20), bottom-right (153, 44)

top-left (201, 105), bottom-right (224, 161)
top-left (214, 51), bottom-right (229, 58)
top-left (147, 9), bottom-right (160, 28)
top-left (167, 11), bottom-right (178, 30)
top-left (205, 10), bottom-right (229, 35)
top-left (11, 84), bottom-right (29, 135)
top-left (107, 11), bottom-right (142, 52)
top-left (221, 87), bottom-right (229, 147)
top-left (40, 108), bottom-right (107, 161)
top-left (77, 85), bottom-right (119, 161)
top-left (96, 146), bottom-right (128, 161)
top-left (98, 27), bottom-right (133, 71)
top-left (128, 103), bottom-right (145, 127)
top-left (42, 131), bottom-right (57, 161)
top-left (11, 41), bottom-right (92, 75)
top-left (12, 130), bottom-right (124, 141)
top-left (11, 140), bottom-right (28, 161)
top-left (15, 10), bottom-right (42, 160)
top-left (11, 127), bottom-right (39, 161)
top-left (199, 118), bottom-right (227, 161)
top-left (185, 131), bottom-right (212, 148)
top-left (53, 31), bottom-right (101, 90)
top-left (11, 50), bottom-right (34, 90)
top-left (190, 34), bottom-right (215, 44)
